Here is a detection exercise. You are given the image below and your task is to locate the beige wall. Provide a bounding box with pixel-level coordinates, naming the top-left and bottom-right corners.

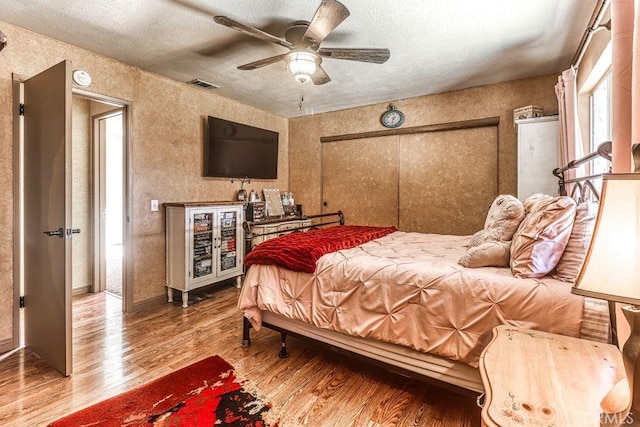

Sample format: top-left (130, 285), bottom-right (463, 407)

top-left (71, 97), bottom-right (92, 292)
top-left (0, 22), bottom-right (289, 344)
top-left (289, 74), bottom-right (559, 224)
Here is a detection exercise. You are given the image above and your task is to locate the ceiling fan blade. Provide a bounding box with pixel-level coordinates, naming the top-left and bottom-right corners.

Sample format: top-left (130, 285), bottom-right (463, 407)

top-left (311, 65), bottom-right (331, 85)
top-left (303, 0), bottom-right (350, 43)
top-left (237, 54), bottom-right (287, 70)
top-left (214, 16), bottom-right (292, 49)
top-left (319, 48), bottom-right (390, 64)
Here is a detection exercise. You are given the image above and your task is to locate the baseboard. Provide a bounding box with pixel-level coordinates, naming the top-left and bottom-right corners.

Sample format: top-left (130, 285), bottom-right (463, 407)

top-left (0, 338), bottom-right (15, 354)
top-left (131, 294), bottom-right (166, 312)
top-left (72, 286), bottom-right (91, 296)
top-left (133, 280), bottom-right (239, 312)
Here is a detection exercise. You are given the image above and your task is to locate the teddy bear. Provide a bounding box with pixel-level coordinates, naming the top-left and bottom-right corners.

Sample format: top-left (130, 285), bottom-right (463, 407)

top-left (458, 194), bottom-right (525, 268)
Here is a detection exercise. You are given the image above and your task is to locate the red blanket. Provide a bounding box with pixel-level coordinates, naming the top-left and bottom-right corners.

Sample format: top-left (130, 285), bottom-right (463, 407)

top-left (244, 225), bottom-right (397, 273)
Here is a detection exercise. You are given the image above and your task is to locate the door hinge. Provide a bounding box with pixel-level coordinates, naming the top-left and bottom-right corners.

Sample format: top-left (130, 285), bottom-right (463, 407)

top-left (19, 103), bottom-right (24, 116)
top-left (19, 296), bottom-right (24, 308)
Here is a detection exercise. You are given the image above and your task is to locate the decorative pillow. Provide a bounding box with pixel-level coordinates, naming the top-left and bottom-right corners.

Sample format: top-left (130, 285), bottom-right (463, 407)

top-left (510, 195), bottom-right (577, 278)
top-left (553, 200), bottom-right (598, 282)
top-left (522, 193), bottom-right (553, 214)
top-left (459, 195), bottom-right (525, 267)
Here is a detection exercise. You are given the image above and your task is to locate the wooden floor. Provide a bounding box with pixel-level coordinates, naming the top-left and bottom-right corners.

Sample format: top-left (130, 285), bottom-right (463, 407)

top-left (0, 283), bottom-right (481, 426)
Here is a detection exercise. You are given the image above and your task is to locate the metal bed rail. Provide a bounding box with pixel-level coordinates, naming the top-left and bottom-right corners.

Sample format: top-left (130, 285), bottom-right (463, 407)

top-left (552, 141), bottom-right (611, 196)
top-left (243, 210), bottom-right (345, 252)
top-left (553, 140), bottom-right (616, 345)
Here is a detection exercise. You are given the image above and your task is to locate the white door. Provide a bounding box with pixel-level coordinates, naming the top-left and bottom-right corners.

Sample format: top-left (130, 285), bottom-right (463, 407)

top-left (95, 110), bottom-right (124, 297)
top-left (23, 60), bottom-right (73, 376)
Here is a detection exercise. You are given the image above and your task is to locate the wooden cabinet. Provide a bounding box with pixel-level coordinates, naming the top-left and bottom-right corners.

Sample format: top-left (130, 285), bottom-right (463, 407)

top-left (516, 116), bottom-right (559, 200)
top-left (250, 218), bottom-right (312, 247)
top-left (165, 202), bottom-right (244, 307)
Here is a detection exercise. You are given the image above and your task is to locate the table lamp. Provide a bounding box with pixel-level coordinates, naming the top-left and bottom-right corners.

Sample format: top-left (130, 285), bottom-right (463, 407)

top-left (572, 173), bottom-right (640, 419)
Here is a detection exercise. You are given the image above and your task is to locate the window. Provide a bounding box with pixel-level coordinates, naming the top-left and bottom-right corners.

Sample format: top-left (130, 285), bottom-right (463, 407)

top-left (590, 71), bottom-right (612, 174)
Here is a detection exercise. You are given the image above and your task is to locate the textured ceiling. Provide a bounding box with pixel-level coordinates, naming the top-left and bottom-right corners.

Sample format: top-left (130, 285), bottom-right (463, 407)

top-left (0, 0), bottom-right (597, 118)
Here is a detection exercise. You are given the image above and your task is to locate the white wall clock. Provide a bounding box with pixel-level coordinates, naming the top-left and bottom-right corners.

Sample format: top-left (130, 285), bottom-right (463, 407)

top-left (381, 104), bottom-right (405, 128)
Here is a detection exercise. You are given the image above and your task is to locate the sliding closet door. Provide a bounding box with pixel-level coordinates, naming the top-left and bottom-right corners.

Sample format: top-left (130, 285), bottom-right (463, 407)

top-left (322, 135), bottom-right (398, 227)
top-left (399, 127), bottom-right (498, 235)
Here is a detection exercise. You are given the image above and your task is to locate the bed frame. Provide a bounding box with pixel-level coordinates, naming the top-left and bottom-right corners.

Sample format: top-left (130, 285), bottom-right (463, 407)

top-left (241, 144), bottom-right (614, 396)
top-left (553, 140), bottom-right (611, 200)
top-left (242, 210), bottom-right (345, 249)
top-left (553, 140), bottom-right (617, 346)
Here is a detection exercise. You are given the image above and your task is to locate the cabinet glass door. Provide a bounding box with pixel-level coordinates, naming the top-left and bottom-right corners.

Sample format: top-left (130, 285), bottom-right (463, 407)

top-left (217, 209), bottom-right (240, 275)
top-left (192, 211), bottom-right (213, 278)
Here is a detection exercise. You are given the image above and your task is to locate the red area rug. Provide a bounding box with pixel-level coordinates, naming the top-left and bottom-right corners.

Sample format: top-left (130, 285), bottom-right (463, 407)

top-left (49, 355), bottom-right (276, 426)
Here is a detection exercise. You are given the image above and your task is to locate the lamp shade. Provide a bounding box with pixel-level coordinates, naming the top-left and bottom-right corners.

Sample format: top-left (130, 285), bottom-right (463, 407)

top-left (572, 174), bottom-right (640, 305)
top-left (285, 51), bottom-right (318, 83)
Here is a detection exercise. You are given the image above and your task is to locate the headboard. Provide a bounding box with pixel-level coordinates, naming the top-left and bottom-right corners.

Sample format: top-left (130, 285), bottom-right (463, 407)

top-left (553, 140), bottom-right (615, 344)
top-left (243, 211), bottom-right (345, 252)
top-left (552, 140), bottom-right (612, 201)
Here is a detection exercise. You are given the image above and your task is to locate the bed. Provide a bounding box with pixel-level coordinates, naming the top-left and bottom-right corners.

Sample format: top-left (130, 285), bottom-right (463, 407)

top-left (238, 143), bottom-right (612, 394)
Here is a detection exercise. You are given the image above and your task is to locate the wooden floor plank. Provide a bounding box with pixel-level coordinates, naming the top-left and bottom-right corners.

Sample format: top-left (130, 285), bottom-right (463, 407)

top-left (0, 283), bottom-right (481, 426)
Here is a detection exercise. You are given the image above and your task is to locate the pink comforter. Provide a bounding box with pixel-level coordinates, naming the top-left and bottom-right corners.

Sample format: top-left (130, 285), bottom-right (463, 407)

top-left (238, 231), bottom-right (586, 367)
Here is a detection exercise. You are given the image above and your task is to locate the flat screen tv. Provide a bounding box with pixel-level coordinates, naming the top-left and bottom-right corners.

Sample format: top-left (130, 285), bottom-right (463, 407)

top-left (204, 116), bottom-right (279, 179)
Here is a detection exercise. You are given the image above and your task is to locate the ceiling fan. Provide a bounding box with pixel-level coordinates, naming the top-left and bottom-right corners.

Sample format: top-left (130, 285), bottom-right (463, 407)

top-left (213, 0), bottom-right (390, 85)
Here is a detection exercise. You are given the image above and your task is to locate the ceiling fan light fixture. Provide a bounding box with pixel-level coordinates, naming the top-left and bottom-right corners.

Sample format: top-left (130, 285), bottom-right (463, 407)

top-left (286, 51), bottom-right (318, 83)
top-left (295, 74), bottom-right (311, 84)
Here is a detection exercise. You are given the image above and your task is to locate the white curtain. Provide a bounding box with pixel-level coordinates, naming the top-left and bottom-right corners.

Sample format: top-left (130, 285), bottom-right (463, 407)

top-left (611, 0), bottom-right (634, 172)
top-left (555, 66), bottom-right (584, 182)
top-left (604, 0), bottom-right (638, 353)
top-left (560, 0), bottom-right (638, 175)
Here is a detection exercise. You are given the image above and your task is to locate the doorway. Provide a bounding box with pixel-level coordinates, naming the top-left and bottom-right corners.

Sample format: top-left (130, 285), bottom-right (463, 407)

top-left (94, 109), bottom-right (124, 298)
top-left (71, 93), bottom-right (129, 309)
